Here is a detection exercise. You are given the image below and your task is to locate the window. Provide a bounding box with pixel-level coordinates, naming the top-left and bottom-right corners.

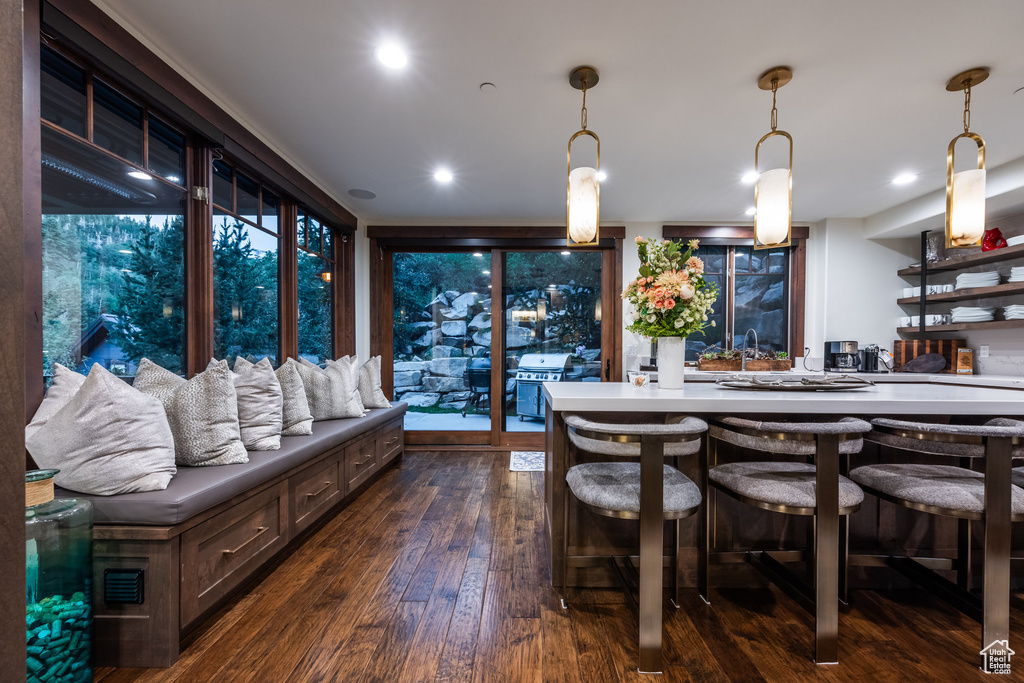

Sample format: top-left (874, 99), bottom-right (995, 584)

top-left (297, 211), bottom-right (335, 364)
top-left (212, 159), bottom-right (281, 365)
top-left (40, 47), bottom-right (188, 380)
top-left (666, 228), bottom-right (804, 362)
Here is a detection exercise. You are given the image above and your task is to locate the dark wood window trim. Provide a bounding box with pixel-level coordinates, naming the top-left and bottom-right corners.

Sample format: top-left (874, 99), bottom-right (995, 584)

top-left (368, 226), bottom-right (623, 448)
top-left (663, 225), bottom-right (808, 362)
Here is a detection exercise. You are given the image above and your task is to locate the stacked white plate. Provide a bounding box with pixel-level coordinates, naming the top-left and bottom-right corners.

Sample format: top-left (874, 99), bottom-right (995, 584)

top-left (1009, 267), bottom-right (1024, 283)
top-left (1007, 235), bottom-right (1024, 247)
top-left (900, 315), bottom-right (950, 327)
top-left (955, 271), bottom-right (1000, 289)
top-left (1004, 305), bottom-right (1024, 320)
top-left (950, 306), bottom-right (996, 323)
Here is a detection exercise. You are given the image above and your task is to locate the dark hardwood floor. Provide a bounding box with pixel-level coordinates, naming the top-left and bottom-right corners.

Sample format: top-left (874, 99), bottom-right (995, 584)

top-left (95, 450), bottom-right (1023, 682)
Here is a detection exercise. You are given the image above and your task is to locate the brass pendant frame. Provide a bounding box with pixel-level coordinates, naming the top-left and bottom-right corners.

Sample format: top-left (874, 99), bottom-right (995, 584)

top-left (566, 129), bottom-right (601, 246)
top-left (945, 131), bottom-right (986, 249)
top-left (753, 130), bottom-right (793, 250)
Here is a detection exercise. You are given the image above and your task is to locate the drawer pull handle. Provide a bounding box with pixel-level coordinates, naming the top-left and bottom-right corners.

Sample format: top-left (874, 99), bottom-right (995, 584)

top-left (223, 526), bottom-right (268, 555)
top-left (306, 481), bottom-right (333, 498)
top-left (385, 437), bottom-right (399, 447)
top-left (356, 454), bottom-right (374, 465)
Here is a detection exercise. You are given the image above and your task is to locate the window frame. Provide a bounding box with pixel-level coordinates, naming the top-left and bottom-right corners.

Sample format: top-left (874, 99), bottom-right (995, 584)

top-left (663, 226), bottom-right (808, 364)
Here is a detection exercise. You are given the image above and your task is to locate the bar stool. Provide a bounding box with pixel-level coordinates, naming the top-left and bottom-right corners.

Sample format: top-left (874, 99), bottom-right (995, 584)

top-left (700, 416), bottom-right (871, 665)
top-left (850, 417), bottom-right (1024, 658)
top-left (563, 414), bottom-right (707, 674)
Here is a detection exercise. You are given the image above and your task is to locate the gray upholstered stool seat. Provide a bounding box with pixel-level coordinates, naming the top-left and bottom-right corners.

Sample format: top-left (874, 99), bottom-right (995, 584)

top-left (1013, 467), bottom-right (1024, 490)
top-left (866, 417), bottom-right (1024, 458)
top-left (566, 462), bottom-right (701, 518)
top-left (565, 414), bottom-right (707, 457)
top-left (709, 462), bottom-right (864, 514)
top-left (850, 463), bottom-right (1024, 518)
top-left (709, 416), bottom-right (871, 456)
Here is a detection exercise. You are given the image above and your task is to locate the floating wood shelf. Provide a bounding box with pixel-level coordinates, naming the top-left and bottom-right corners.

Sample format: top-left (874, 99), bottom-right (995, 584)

top-left (898, 243), bottom-right (1024, 277)
top-left (896, 281), bottom-right (1024, 306)
top-left (897, 319), bottom-right (1024, 336)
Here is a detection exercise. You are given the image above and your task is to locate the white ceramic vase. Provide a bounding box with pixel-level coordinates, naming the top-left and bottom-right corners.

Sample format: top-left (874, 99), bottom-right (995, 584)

top-left (657, 336), bottom-right (686, 390)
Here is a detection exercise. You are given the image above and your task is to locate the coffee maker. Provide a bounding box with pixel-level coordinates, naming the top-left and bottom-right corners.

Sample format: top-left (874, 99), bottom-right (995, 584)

top-left (858, 344), bottom-right (884, 373)
top-left (824, 341), bottom-right (860, 372)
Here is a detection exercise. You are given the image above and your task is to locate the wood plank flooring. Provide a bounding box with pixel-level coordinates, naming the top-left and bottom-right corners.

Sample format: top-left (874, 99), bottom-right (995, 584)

top-left (95, 450), bottom-right (1024, 682)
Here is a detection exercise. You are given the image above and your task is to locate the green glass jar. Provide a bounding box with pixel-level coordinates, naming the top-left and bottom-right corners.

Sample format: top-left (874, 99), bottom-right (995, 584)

top-left (25, 469), bottom-right (93, 683)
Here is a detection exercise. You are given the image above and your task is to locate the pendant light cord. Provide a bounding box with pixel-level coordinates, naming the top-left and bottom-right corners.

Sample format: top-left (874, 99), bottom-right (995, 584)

top-left (580, 79), bottom-right (589, 131)
top-left (770, 77), bottom-right (779, 132)
top-left (963, 80), bottom-right (972, 133)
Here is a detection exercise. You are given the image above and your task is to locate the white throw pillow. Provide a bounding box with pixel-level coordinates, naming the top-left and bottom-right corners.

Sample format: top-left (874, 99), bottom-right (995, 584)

top-left (275, 360), bottom-right (314, 436)
top-left (25, 364), bottom-right (177, 495)
top-left (26, 363), bottom-right (87, 442)
top-left (134, 358), bottom-right (248, 466)
top-left (342, 355), bottom-right (391, 409)
top-left (294, 357), bottom-right (365, 420)
top-left (207, 357), bottom-right (284, 451)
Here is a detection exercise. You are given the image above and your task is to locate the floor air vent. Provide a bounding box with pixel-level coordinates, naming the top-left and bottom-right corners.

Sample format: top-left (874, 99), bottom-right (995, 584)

top-left (104, 568), bottom-right (144, 604)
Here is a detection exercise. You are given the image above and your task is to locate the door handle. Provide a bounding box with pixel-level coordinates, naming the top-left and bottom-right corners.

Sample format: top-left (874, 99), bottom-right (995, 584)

top-left (605, 358), bottom-right (611, 381)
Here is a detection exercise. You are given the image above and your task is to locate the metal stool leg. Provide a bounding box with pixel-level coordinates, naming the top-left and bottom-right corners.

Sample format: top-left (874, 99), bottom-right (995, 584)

top-left (638, 436), bottom-right (664, 674)
top-left (957, 518), bottom-right (973, 592)
top-left (981, 437), bottom-right (1012, 653)
top-left (814, 434), bottom-right (840, 665)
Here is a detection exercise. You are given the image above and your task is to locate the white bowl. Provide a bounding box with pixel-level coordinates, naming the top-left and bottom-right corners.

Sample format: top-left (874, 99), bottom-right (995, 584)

top-left (1007, 234), bottom-right (1024, 247)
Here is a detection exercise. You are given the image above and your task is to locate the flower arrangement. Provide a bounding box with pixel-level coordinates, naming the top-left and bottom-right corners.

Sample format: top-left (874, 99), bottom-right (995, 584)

top-left (622, 237), bottom-right (718, 338)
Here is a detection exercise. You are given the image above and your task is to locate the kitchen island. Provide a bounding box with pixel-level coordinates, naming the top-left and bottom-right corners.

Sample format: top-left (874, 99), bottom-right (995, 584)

top-left (543, 379), bottom-right (1024, 670)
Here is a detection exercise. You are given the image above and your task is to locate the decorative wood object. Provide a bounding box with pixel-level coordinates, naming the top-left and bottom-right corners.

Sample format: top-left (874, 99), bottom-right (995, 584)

top-left (892, 339), bottom-right (967, 374)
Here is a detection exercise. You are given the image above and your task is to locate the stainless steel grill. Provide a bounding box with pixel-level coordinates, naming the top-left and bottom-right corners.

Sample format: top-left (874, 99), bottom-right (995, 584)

top-left (515, 353), bottom-right (573, 421)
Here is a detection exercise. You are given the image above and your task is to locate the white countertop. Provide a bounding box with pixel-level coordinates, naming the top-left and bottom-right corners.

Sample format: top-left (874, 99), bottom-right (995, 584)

top-left (678, 369), bottom-right (1024, 390)
top-left (543, 379), bottom-right (1024, 415)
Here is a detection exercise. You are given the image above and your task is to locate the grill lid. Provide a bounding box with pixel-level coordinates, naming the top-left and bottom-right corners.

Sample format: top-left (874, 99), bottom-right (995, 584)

top-left (518, 353), bottom-right (572, 371)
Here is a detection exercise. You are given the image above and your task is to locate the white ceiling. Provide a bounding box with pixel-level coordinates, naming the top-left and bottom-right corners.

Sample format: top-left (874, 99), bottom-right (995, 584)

top-left (96, 0), bottom-right (1024, 226)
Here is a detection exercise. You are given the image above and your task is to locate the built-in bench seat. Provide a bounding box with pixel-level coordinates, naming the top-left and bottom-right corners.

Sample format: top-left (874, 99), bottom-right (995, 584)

top-left (56, 403), bottom-right (407, 668)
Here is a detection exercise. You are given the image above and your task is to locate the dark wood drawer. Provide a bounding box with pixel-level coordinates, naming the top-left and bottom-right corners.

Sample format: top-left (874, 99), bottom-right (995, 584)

top-left (179, 481), bottom-right (288, 629)
top-left (290, 451), bottom-right (343, 536)
top-left (378, 417), bottom-right (404, 466)
top-left (345, 434), bottom-right (378, 494)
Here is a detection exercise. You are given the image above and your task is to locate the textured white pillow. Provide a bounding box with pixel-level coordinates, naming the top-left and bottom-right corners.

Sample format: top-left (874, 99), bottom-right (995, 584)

top-left (134, 358), bottom-right (248, 466)
top-left (294, 357), bottom-right (365, 420)
top-left (26, 363), bottom-right (87, 442)
top-left (25, 364), bottom-right (177, 495)
top-left (275, 360), bottom-right (313, 435)
top-left (207, 357), bottom-right (284, 451)
top-left (341, 355), bottom-right (391, 409)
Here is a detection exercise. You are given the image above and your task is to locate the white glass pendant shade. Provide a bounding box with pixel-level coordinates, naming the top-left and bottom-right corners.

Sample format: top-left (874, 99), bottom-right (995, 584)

top-left (755, 167), bottom-right (791, 246)
top-left (568, 166), bottom-right (599, 244)
top-left (949, 168), bottom-right (986, 247)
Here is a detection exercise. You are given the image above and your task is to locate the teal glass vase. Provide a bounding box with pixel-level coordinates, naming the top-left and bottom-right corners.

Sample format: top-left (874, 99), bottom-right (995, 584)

top-left (25, 469), bottom-right (94, 683)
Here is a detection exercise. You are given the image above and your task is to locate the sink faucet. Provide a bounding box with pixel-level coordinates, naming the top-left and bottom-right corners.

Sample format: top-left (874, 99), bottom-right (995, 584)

top-left (741, 328), bottom-right (758, 372)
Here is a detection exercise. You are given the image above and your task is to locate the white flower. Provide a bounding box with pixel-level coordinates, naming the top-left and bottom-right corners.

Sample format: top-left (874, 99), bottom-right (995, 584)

top-left (674, 318), bottom-right (684, 328)
top-left (647, 314), bottom-right (657, 323)
top-left (711, 320), bottom-right (717, 327)
top-left (678, 283), bottom-right (695, 300)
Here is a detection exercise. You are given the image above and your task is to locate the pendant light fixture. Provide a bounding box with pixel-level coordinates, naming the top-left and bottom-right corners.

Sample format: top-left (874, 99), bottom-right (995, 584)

top-left (566, 66), bottom-right (600, 246)
top-left (945, 68), bottom-right (989, 249)
top-left (753, 66), bottom-right (794, 250)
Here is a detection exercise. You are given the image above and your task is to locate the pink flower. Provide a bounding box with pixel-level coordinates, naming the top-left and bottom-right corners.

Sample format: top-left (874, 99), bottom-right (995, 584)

top-left (635, 236), bottom-right (645, 244)
top-left (686, 256), bottom-right (704, 274)
top-left (664, 298), bottom-right (676, 310)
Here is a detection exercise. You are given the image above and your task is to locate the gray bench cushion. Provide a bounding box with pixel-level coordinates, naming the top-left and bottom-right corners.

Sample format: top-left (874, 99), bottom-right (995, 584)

top-left (1014, 467), bottom-right (1024, 489)
top-left (566, 462), bottom-right (701, 515)
top-left (709, 462), bottom-right (864, 510)
top-left (55, 404), bottom-right (407, 526)
top-left (850, 463), bottom-right (1024, 516)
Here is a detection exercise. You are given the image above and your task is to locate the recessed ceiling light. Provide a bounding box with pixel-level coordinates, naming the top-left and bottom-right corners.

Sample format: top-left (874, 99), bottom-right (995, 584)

top-left (741, 170), bottom-right (759, 184)
top-left (434, 169), bottom-right (453, 183)
top-left (745, 206), bottom-right (757, 216)
top-left (892, 172), bottom-right (918, 185)
top-left (482, 270), bottom-right (490, 275)
top-left (473, 252), bottom-right (483, 257)
top-left (561, 251), bottom-right (571, 256)
top-left (595, 170), bottom-right (607, 182)
top-left (375, 42), bottom-right (407, 69)
top-left (118, 249), bottom-right (133, 254)
top-left (128, 170), bottom-right (152, 180)
top-left (349, 188), bottom-right (377, 200)
top-left (166, 175), bottom-right (181, 183)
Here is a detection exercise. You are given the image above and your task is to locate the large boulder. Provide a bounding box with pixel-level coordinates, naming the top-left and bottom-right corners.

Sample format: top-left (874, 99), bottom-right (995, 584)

top-left (393, 370), bottom-right (423, 387)
top-left (443, 391), bottom-right (472, 402)
top-left (472, 330), bottom-right (491, 346)
top-left (451, 291), bottom-right (479, 312)
top-left (441, 320), bottom-right (468, 337)
top-left (394, 361), bottom-right (428, 372)
top-left (426, 293), bottom-right (450, 314)
top-left (439, 307), bottom-right (466, 320)
top-left (468, 312), bottom-right (491, 331)
top-left (431, 345), bottom-right (461, 359)
top-left (468, 345), bottom-right (489, 357)
top-left (402, 392), bottom-right (441, 408)
top-left (413, 328), bottom-right (442, 347)
top-left (439, 399), bottom-right (468, 410)
top-left (429, 357), bottom-right (470, 377)
top-left (506, 326), bottom-right (534, 348)
top-left (422, 376), bottom-right (467, 393)
top-left (410, 321), bottom-right (436, 329)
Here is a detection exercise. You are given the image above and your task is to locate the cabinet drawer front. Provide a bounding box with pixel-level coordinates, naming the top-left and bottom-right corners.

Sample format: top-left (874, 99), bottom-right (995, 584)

top-left (291, 453), bottom-right (342, 535)
top-left (180, 482), bottom-right (287, 628)
top-left (378, 419), bottom-right (404, 466)
top-left (345, 436), bottom-right (378, 493)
